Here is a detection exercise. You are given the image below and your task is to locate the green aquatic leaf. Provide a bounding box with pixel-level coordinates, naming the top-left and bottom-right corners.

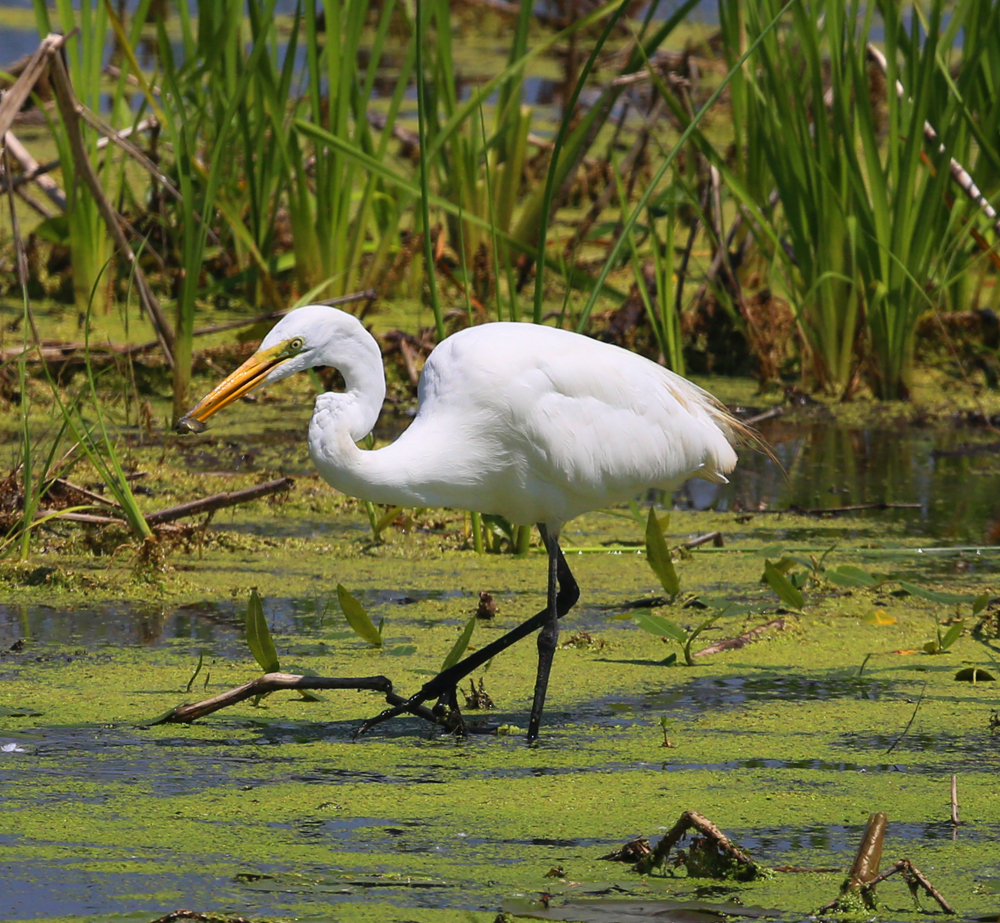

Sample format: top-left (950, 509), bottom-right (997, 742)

top-left (633, 610), bottom-right (687, 642)
top-left (683, 615), bottom-right (720, 666)
top-left (826, 565), bottom-right (880, 588)
top-left (972, 593), bottom-right (990, 616)
top-left (441, 616), bottom-right (477, 671)
top-left (337, 584), bottom-right (383, 648)
top-left (763, 560), bottom-right (804, 610)
top-left (898, 582), bottom-right (974, 605)
top-left (645, 508), bottom-right (680, 599)
top-left (246, 589), bottom-right (280, 674)
top-left (939, 620), bottom-right (966, 651)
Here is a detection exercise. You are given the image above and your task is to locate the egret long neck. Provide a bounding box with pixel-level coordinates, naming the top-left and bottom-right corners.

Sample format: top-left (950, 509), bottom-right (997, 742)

top-left (323, 325), bottom-right (386, 442)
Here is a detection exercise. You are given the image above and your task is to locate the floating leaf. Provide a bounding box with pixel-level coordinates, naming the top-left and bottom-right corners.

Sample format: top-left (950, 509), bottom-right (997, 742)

top-left (441, 616), bottom-right (476, 671)
top-left (645, 508), bottom-right (679, 599)
top-left (827, 565), bottom-right (880, 588)
top-left (337, 584), bottom-right (383, 648)
top-left (633, 610), bottom-right (687, 643)
top-left (246, 589), bottom-right (280, 673)
top-left (387, 644), bottom-right (417, 657)
top-left (955, 667), bottom-right (995, 682)
top-left (763, 560), bottom-right (804, 610)
top-left (862, 609), bottom-right (896, 626)
top-left (897, 581), bottom-right (974, 605)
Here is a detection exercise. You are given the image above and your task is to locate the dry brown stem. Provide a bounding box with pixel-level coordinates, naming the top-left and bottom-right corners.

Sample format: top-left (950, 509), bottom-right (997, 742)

top-left (633, 809), bottom-right (759, 875)
top-left (44, 40), bottom-right (176, 362)
top-left (144, 477), bottom-right (295, 526)
top-left (694, 618), bottom-right (786, 658)
top-left (153, 672), bottom-right (396, 724)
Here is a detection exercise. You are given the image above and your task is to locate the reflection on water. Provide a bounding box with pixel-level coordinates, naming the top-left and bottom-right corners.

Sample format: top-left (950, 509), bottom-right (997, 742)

top-left (680, 420), bottom-right (1000, 544)
top-left (0, 589), bottom-right (469, 651)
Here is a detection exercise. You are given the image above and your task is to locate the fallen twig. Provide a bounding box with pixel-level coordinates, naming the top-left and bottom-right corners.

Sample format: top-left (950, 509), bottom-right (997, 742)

top-left (743, 406), bottom-right (783, 426)
top-left (2, 130), bottom-right (66, 210)
top-left (684, 531), bottom-right (724, 549)
top-left (152, 672), bottom-right (396, 724)
top-left (861, 859), bottom-right (956, 914)
top-left (747, 502), bottom-right (921, 516)
top-left (694, 618), bottom-right (786, 658)
top-left (144, 477), bottom-right (295, 525)
top-left (885, 681), bottom-right (927, 754)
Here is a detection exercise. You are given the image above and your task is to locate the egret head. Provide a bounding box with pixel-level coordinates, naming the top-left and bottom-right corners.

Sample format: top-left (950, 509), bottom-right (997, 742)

top-left (176, 305), bottom-right (340, 433)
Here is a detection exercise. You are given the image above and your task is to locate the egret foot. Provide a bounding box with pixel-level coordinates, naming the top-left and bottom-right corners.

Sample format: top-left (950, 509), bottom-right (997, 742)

top-left (359, 526), bottom-right (579, 740)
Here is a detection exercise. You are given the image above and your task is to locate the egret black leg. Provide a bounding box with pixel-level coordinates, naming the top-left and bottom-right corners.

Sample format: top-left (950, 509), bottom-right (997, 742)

top-left (358, 524), bottom-right (579, 737)
top-left (527, 525), bottom-right (560, 741)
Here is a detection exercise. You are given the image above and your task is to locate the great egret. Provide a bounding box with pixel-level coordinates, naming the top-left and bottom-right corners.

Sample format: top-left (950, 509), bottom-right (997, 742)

top-left (179, 305), bottom-right (749, 740)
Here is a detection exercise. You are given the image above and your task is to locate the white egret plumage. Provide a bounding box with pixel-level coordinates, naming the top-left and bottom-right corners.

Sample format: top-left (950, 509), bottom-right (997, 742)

top-left (179, 304), bottom-right (750, 739)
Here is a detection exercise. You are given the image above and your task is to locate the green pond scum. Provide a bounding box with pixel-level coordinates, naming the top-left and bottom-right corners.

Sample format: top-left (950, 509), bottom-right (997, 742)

top-left (2, 470), bottom-right (1000, 922)
top-left (3, 351), bottom-right (1000, 923)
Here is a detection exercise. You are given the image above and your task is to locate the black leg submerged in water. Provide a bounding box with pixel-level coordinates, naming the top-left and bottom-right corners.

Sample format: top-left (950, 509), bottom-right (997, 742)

top-left (358, 523), bottom-right (579, 740)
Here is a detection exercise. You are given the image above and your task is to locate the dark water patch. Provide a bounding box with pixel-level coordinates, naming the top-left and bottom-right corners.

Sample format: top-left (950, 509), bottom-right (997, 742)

top-left (732, 821), bottom-right (1000, 858)
top-left (838, 730), bottom-right (1000, 765)
top-left (1, 725), bottom-right (283, 798)
top-left (634, 674), bottom-right (895, 714)
top-left (0, 856), bottom-right (249, 921)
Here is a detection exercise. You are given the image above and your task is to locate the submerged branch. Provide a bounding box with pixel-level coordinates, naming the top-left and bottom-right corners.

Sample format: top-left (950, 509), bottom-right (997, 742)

top-left (633, 809), bottom-right (763, 877)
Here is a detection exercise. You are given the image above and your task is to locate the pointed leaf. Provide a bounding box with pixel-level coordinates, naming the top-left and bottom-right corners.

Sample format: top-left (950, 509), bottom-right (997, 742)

top-left (827, 565), bottom-right (880, 588)
top-left (337, 584), bottom-right (383, 648)
top-left (645, 508), bottom-right (680, 599)
top-left (972, 593), bottom-right (990, 616)
top-left (441, 616), bottom-right (477, 671)
top-left (246, 590), bottom-right (280, 673)
top-left (373, 505), bottom-right (404, 538)
top-left (897, 582), bottom-right (973, 605)
top-left (763, 560), bottom-right (805, 610)
top-left (939, 620), bottom-right (965, 651)
top-left (634, 610), bottom-right (688, 642)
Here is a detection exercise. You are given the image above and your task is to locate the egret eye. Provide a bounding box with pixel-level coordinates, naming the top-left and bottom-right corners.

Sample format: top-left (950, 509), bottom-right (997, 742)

top-left (288, 337), bottom-right (305, 352)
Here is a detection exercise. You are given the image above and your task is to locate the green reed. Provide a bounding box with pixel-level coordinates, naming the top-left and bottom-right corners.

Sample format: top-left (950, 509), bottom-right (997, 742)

top-left (725, 0), bottom-right (999, 398)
